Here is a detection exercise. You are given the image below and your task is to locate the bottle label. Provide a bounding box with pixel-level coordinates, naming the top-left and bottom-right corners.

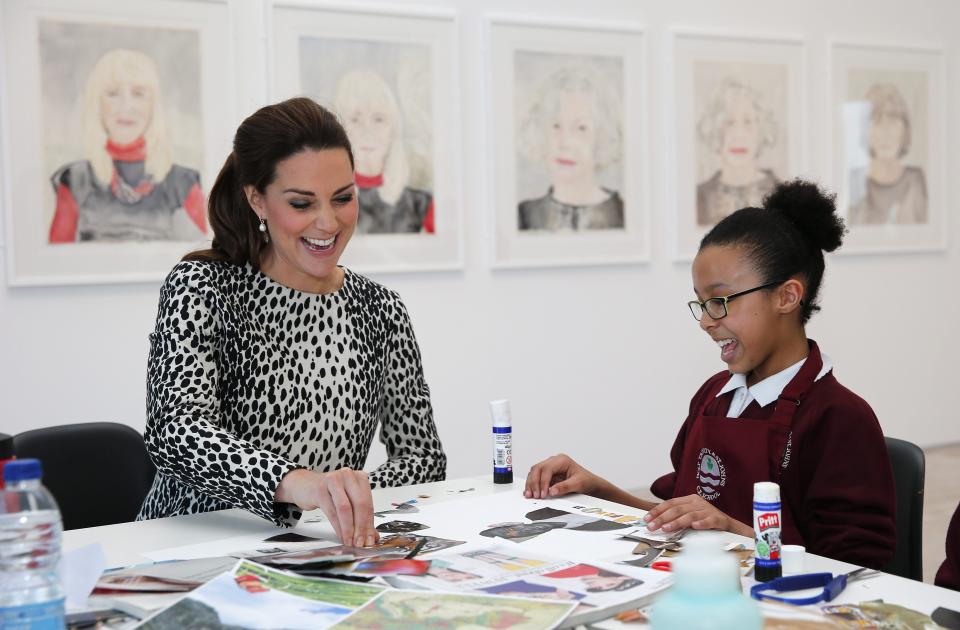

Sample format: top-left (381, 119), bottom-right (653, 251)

top-left (0, 599), bottom-right (65, 629)
top-left (753, 500), bottom-right (782, 567)
top-left (493, 427), bottom-right (512, 474)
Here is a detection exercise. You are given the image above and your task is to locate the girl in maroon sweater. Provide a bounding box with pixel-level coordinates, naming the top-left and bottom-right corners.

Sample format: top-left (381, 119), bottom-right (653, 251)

top-left (524, 180), bottom-right (896, 569)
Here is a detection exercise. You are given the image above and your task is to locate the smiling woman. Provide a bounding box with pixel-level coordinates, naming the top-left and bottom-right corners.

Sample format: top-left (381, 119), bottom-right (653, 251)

top-left (137, 98), bottom-right (446, 546)
top-left (48, 48), bottom-right (206, 243)
top-left (695, 77), bottom-right (780, 226)
top-left (516, 64), bottom-right (624, 231)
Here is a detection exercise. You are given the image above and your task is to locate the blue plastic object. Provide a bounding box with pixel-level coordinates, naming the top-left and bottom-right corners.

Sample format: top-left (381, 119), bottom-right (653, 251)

top-left (750, 568), bottom-right (872, 605)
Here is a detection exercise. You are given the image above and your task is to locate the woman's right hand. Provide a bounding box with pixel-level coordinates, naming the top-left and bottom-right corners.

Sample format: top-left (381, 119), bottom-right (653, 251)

top-left (275, 468), bottom-right (378, 547)
top-left (524, 454), bottom-right (601, 499)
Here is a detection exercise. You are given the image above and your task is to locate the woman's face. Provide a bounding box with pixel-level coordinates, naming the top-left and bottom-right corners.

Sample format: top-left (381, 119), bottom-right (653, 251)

top-left (343, 101), bottom-right (393, 177)
top-left (100, 78), bottom-right (154, 145)
top-left (719, 93), bottom-right (761, 167)
top-left (545, 90), bottom-right (597, 183)
top-left (247, 148), bottom-right (359, 293)
top-left (582, 575), bottom-right (628, 591)
top-left (869, 111), bottom-right (906, 161)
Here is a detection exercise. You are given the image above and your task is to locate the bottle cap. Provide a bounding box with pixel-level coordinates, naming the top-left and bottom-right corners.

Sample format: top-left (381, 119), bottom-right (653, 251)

top-left (753, 481), bottom-right (780, 503)
top-left (671, 532), bottom-right (740, 596)
top-left (489, 399), bottom-right (512, 428)
top-left (4, 458), bottom-right (42, 482)
top-left (0, 433), bottom-right (13, 459)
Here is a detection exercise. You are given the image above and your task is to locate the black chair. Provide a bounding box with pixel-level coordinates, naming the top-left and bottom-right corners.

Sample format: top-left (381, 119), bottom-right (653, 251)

top-left (13, 422), bottom-right (156, 530)
top-left (882, 436), bottom-right (925, 581)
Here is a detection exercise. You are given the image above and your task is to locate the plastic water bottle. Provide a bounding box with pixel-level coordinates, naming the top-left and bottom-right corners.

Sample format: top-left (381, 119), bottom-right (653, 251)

top-left (0, 459), bottom-right (66, 629)
top-left (649, 532), bottom-right (761, 630)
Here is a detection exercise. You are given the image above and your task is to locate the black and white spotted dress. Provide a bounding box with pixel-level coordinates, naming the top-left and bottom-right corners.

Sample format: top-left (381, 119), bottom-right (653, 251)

top-left (137, 259), bottom-right (446, 527)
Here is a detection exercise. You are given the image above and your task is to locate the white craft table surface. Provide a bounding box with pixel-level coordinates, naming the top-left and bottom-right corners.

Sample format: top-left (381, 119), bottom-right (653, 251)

top-left (63, 474), bottom-right (960, 619)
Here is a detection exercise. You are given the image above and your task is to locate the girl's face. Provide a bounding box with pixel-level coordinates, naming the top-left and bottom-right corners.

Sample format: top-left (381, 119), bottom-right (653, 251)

top-left (343, 102), bottom-right (393, 177)
top-left (246, 148), bottom-right (358, 293)
top-left (869, 111), bottom-right (905, 160)
top-left (546, 91), bottom-right (597, 182)
top-left (719, 94), bottom-right (761, 167)
top-left (691, 245), bottom-right (783, 377)
top-left (100, 78), bottom-right (154, 145)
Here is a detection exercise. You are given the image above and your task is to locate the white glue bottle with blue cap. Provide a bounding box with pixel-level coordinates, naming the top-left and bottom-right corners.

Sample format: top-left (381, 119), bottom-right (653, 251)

top-left (753, 481), bottom-right (783, 583)
top-left (489, 400), bottom-right (513, 484)
top-left (650, 532), bottom-right (761, 630)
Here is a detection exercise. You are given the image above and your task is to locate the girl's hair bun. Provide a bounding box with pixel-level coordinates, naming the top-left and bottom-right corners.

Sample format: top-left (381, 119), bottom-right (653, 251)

top-left (763, 179), bottom-right (846, 253)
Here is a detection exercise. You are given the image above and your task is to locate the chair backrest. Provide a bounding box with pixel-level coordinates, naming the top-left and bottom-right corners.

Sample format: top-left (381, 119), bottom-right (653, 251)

top-left (13, 422), bottom-right (156, 531)
top-left (882, 436), bottom-right (925, 581)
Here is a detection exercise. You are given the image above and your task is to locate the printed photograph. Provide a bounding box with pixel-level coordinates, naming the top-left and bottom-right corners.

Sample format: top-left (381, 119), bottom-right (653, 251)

top-left (333, 589), bottom-right (575, 630)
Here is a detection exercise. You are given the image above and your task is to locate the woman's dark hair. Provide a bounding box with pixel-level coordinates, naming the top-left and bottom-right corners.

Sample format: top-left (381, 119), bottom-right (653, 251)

top-left (699, 179), bottom-right (846, 324)
top-left (184, 97), bottom-right (354, 268)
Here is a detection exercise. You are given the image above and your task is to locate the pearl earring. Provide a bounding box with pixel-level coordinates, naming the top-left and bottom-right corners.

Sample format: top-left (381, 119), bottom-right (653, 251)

top-left (258, 217), bottom-right (269, 243)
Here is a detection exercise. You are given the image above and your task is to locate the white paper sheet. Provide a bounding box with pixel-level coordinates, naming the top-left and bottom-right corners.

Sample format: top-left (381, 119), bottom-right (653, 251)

top-left (59, 542), bottom-right (107, 611)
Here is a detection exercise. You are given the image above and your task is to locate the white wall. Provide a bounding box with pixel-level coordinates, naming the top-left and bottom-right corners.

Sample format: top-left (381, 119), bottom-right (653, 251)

top-left (1, 0), bottom-right (958, 494)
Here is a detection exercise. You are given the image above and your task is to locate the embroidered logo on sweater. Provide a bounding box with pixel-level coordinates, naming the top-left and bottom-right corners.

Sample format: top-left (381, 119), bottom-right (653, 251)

top-left (697, 448), bottom-right (726, 501)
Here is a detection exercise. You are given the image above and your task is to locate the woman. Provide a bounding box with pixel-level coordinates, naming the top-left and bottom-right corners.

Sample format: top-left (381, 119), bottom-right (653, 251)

top-left (333, 69), bottom-right (434, 234)
top-left (137, 98), bottom-right (446, 546)
top-left (49, 48), bottom-right (206, 242)
top-left (848, 83), bottom-right (928, 225)
top-left (696, 78), bottom-right (780, 226)
top-left (516, 66), bottom-right (624, 231)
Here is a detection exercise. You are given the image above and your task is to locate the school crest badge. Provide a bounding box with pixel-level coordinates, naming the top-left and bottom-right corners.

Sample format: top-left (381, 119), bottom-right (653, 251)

top-left (697, 448), bottom-right (726, 501)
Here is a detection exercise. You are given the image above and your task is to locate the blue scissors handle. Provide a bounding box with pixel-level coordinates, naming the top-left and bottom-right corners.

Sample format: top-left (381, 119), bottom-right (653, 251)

top-left (750, 572), bottom-right (848, 606)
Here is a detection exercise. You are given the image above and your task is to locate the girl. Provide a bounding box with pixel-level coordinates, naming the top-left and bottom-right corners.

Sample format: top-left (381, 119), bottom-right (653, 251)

top-left (524, 179), bottom-right (896, 569)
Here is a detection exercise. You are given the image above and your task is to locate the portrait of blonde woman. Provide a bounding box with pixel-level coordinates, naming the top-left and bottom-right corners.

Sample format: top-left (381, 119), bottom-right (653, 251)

top-left (695, 77), bottom-right (781, 226)
top-left (515, 63), bottom-right (624, 232)
top-left (848, 83), bottom-right (928, 225)
top-left (48, 48), bottom-right (206, 243)
top-left (333, 69), bottom-right (434, 235)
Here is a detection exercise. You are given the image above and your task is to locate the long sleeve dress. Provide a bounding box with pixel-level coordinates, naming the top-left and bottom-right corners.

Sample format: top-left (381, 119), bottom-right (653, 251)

top-left (136, 260), bottom-right (447, 526)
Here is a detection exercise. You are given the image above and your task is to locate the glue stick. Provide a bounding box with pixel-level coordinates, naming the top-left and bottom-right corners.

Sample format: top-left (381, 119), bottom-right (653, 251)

top-left (753, 481), bottom-right (783, 582)
top-left (489, 400), bottom-right (513, 484)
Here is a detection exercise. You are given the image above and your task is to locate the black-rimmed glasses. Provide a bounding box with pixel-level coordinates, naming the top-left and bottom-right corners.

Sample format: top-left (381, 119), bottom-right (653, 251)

top-left (688, 280), bottom-right (787, 321)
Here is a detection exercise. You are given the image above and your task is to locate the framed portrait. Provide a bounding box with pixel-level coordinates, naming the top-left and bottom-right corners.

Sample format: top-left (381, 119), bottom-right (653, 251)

top-left (270, 3), bottom-right (462, 273)
top-left (1, 0), bottom-right (235, 286)
top-left (830, 42), bottom-right (946, 253)
top-left (670, 32), bottom-right (805, 258)
top-left (487, 17), bottom-right (647, 268)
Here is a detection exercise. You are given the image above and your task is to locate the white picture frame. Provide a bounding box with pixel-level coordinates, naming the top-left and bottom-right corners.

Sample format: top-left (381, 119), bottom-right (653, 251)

top-left (670, 31), bottom-right (805, 259)
top-left (0, 0), bottom-right (235, 286)
top-left (829, 41), bottom-right (947, 253)
top-left (486, 16), bottom-right (648, 269)
top-left (270, 2), bottom-right (463, 273)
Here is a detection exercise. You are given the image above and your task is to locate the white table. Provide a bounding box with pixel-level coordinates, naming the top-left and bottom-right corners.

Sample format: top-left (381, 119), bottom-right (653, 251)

top-left (64, 474), bottom-right (960, 621)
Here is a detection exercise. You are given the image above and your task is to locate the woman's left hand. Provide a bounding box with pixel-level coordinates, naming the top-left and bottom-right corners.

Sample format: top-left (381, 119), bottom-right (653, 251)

top-left (643, 494), bottom-right (753, 537)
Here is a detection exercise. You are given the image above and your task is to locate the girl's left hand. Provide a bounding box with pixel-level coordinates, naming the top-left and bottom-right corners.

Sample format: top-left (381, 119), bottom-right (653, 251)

top-left (644, 494), bottom-right (750, 536)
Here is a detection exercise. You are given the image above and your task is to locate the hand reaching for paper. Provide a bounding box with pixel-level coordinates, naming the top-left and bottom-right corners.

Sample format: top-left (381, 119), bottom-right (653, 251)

top-left (643, 494), bottom-right (754, 538)
top-left (275, 468), bottom-right (379, 547)
top-left (523, 454), bottom-right (602, 499)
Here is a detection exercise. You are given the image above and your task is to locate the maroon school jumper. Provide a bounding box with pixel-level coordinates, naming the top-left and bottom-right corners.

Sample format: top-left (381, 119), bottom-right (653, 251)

top-left (935, 501), bottom-right (960, 591)
top-left (651, 341), bottom-right (896, 569)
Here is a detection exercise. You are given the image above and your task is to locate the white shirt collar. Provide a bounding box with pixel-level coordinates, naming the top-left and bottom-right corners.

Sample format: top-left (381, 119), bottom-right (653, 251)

top-left (716, 352), bottom-right (833, 408)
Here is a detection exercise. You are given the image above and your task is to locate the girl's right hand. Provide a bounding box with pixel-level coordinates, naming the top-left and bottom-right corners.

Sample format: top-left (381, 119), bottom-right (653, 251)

top-left (275, 468), bottom-right (378, 547)
top-left (524, 454), bottom-right (600, 499)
